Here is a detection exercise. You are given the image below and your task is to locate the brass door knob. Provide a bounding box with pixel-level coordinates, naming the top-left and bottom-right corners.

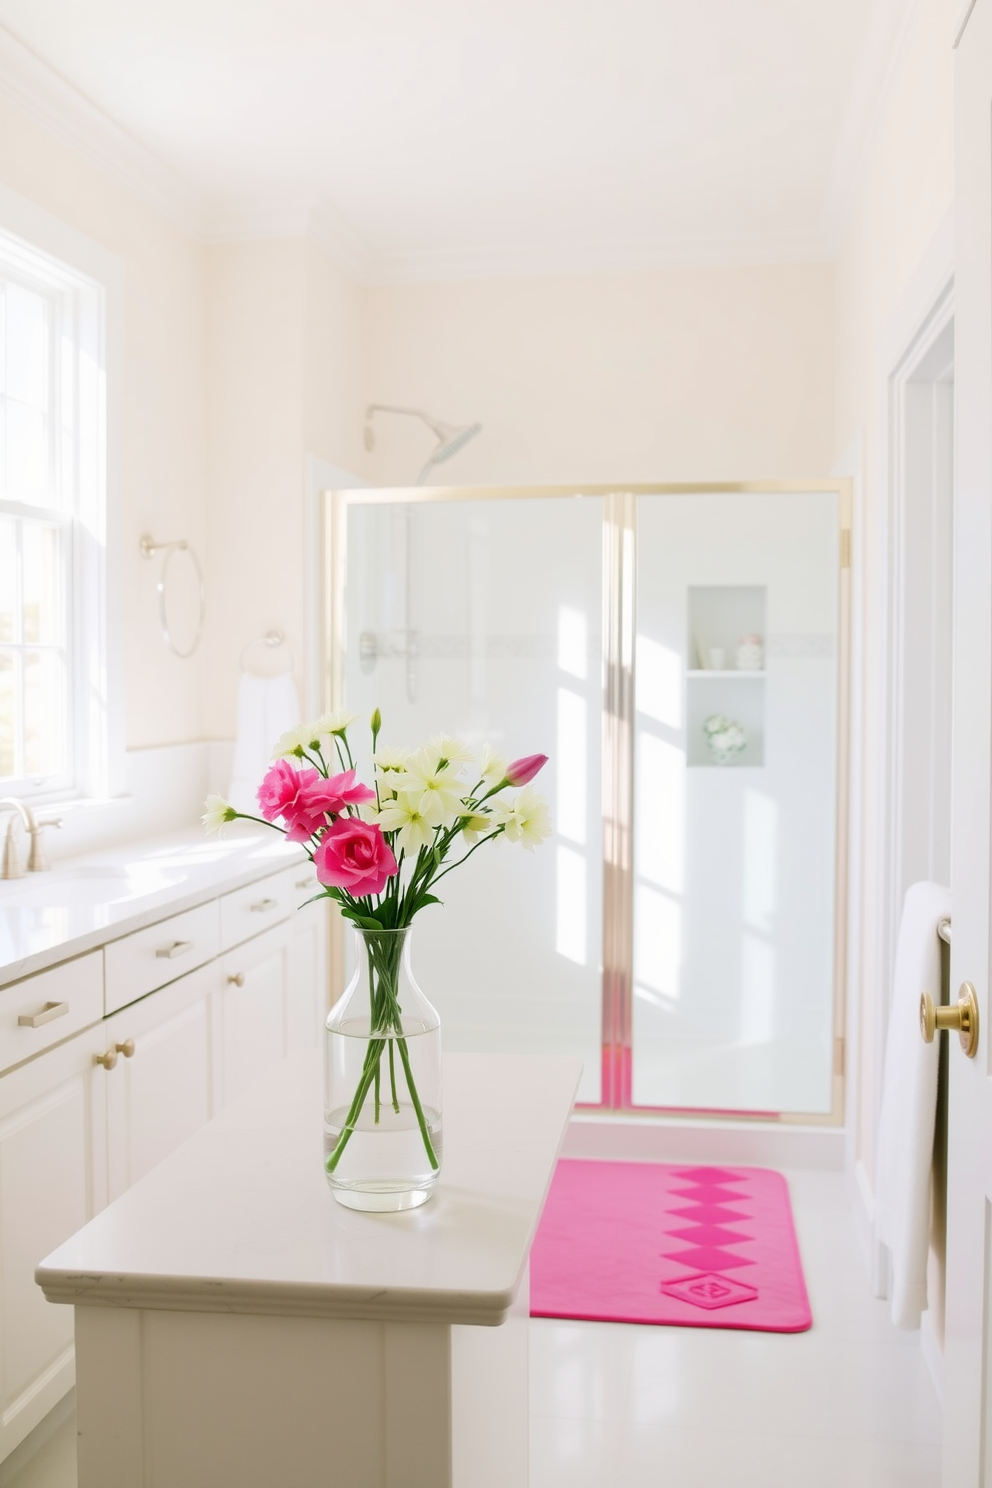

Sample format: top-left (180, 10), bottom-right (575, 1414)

top-left (227, 972), bottom-right (245, 987)
top-left (920, 982), bottom-right (980, 1058)
top-left (95, 1047), bottom-right (118, 1070)
top-left (115, 1039), bottom-right (135, 1059)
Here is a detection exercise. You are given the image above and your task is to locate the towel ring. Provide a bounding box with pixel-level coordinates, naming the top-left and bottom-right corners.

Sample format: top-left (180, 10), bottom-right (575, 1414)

top-left (240, 629), bottom-right (295, 676)
top-left (140, 534), bottom-right (205, 659)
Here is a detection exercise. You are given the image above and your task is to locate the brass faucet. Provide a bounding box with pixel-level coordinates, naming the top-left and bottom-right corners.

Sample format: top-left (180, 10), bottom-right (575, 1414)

top-left (0, 799), bottom-right (63, 878)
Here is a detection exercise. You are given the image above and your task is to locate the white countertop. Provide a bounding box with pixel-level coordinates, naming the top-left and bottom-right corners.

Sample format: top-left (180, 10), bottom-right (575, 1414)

top-left (37, 1050), bottom-right (581, 1327)
top-left (0, 824), bottom-right (308, 987)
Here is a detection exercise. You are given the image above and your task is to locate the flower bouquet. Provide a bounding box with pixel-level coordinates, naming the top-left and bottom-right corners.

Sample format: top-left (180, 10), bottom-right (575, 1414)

top-left (702, 713), bottom-right (747, 765)
top-left (204, 708), bottom-right (549, 1209)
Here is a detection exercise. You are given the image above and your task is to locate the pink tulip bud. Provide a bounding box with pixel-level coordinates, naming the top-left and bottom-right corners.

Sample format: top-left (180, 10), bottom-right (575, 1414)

top-left (505, 753), bottom-right (548, 786)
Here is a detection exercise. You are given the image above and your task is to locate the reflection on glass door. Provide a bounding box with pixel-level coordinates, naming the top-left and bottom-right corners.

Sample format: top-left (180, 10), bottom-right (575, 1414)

top-left (343, 496), bottom-right (605, 1104)
top-left (332, 482), bottom-right (847, 1121)
top-left (633, 491), bottom-right (840, 1114)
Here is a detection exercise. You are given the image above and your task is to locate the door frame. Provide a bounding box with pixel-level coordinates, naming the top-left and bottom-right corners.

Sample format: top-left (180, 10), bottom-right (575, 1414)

top-left (853, 213), bottom-right (954, 1307)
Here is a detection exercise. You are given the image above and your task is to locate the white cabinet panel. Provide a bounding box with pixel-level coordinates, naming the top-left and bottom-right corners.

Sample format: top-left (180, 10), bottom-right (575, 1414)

top-left (221, 923), bottom-right (293, 1106)
top-left (287, 902), bottom-right (328, 1053)
top-left (0, 1022), bottom-right (106, 1460)
top-left (103, 962), bottom-right (221, 1203)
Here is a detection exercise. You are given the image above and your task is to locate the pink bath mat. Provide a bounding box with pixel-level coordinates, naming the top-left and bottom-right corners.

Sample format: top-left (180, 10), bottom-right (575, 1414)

top-left (530, 1160), bottom-right (811, 1332)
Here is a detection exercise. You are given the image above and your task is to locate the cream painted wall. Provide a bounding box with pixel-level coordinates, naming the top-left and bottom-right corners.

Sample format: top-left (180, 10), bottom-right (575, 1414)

top-left (364, 264), bottom-right (835, 487)
top-left (0, 95), bottom-right (208, 751)
top-left (202, 237), bottom-right (368, 743)
top-left (833, 0), bottom-right (957, 1198)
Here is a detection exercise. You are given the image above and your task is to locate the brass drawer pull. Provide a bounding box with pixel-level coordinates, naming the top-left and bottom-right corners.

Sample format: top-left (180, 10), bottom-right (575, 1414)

top-left (18, 1000), bottom-right (69, 1029)
top-left (250, 897), bottom-right (278, 913)
top-left (227, 972), bottom-right (245, 987)
top-left (156, 939), bottom-right (193, 960)
top-left (294, 878), bottom-right (310, 890)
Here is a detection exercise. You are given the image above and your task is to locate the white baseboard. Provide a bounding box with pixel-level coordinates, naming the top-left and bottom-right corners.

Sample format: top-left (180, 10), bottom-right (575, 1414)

top-left (564, 1113), bottom-right (845, 1169)
top-left (0, 1388), bottom-right (74, 1484)
top-left (850, 1158), bottom-right (891, 1297)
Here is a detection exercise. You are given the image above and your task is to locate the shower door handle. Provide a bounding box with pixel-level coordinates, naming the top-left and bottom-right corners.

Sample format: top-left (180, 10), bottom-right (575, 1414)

top-left (920, 983), bottom-right (980, 1058)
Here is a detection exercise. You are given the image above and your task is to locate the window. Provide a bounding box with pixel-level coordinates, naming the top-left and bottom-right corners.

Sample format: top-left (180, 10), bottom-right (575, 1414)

top-left (0, 219), bottom-right (108, 800)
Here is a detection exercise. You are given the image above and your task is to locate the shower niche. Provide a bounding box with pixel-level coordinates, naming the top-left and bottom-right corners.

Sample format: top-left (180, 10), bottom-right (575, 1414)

top-left (686, 585), bottom-right (766, 768)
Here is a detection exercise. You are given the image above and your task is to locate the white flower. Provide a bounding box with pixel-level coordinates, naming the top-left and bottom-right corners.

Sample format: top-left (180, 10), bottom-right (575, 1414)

top-left (460, 810), bottom-right (494, 846)
top-left (376, 792), bottom-right (437, 854)
top-left (374, 744), bottom-right (411, 772)
top-left (479, 743), bottom-right (508, 785)
top-left (498, 786), bottom-right (551, 850)
top-left (393, 748), bottom-right (466, 827)
top-left (202, 794), bottom-right (237, 833)
top-left (311, 708), bottom-right (359, 738)
top-left (271, 722), bottom-right (322, 759)
top-left (425, 733), bottom-right (474, 770)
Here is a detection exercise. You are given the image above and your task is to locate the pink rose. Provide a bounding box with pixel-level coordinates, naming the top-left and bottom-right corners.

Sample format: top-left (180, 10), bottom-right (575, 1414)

top-left (505, 753), bottom-right (548, 786)
top-left (314, 818), bottom-right (398, 897)
top-left (256, 762), bottom-right (374, 844)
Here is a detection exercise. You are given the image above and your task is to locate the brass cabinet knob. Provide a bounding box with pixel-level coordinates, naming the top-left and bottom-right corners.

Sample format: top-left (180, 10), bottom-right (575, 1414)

top-left (95, 1047), bottom-right (118, 1070)
top-left (227, 972), bottom-right (245, 987)
top-left (115, 1039), bottom-right (136, 1059)
top-left (920, 982), bottom-right (980, 1058)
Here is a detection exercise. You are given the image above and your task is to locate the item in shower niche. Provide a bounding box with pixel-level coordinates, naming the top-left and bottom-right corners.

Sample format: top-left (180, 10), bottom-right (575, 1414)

top-left (202, 713), bottom-right (550, 1212)
top-left (702, 713), bottom-right (747, 765)
top-left (736, 634), bottom-right (763, 671)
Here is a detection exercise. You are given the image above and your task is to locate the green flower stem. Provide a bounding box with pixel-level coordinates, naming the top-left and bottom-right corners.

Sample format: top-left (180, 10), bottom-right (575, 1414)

top-left (388, 1038), bottom-right (399, 1114)
top-left (325, 1037), bottom-right (386, 1171)
top-left (396, 1035), bottom-right (440, 1170)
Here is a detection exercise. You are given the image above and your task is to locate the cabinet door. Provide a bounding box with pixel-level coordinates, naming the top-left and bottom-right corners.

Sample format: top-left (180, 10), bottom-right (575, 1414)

top-left (287, 900), bottom-right (328, 1052)
top-left (0, 1021), bottom-right (107, 1461)
top-left (221, 922), bottom-right (293, 1106)
top-left (103, 962), bottom-right (220, 1203)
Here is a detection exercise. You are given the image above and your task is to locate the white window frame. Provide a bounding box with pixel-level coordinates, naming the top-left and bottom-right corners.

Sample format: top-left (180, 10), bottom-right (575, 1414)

top-left (0, 184), bottom-right (123, 803)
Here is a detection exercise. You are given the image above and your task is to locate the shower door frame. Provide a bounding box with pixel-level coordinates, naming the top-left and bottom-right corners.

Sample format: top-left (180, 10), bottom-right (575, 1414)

top-left (322, 479), bottom-right (853, 1127)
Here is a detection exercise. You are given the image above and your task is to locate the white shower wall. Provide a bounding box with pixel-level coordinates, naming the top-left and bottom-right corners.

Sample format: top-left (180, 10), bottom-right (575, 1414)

top-left (344, 496), bottom-right (605, 1104)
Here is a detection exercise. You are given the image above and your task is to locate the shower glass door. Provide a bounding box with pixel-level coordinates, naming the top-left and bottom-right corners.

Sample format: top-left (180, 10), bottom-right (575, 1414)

top-left (330, 481), bottom-right (848, 1121)
top-left (632, 489), bottom-right (842, 1115)
top-left (340, 494), bottom-right (605, 1105)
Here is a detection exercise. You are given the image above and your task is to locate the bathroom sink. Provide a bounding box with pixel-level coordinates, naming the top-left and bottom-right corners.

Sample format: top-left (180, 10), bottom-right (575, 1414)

top-left (0, 864), bottom-right (186, 910)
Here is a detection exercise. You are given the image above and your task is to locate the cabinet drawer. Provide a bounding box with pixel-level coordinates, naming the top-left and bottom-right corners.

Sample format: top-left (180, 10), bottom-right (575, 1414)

top-left (220, 865), bottom-right (313, 950)
top-left (104, 901), bottom-right (220, 1016)
top-left (0, 952), bottom-right (104, 1072)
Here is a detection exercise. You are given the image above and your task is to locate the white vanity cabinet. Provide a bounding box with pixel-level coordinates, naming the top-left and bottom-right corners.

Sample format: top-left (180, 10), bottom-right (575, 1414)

top-left (0, 857), bottom-right (330, 1466)
top-left (0, 1000), bottom-right (107, 1462)
top-left (102, 960), bottom-right (221, 1204)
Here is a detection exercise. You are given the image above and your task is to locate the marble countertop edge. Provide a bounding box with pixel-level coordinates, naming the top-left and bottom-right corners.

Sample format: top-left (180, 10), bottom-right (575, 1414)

top-left (34, 1268), bottom-right (518, 1327)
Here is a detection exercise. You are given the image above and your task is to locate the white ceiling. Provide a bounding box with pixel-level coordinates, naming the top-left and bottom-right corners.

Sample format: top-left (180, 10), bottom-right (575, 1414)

top-left (0, 0), bottom-right (916, 281)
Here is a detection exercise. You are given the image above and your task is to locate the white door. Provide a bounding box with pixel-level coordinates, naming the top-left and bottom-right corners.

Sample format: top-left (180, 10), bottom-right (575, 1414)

top-left (943, 2), bottom-right (992, 1480)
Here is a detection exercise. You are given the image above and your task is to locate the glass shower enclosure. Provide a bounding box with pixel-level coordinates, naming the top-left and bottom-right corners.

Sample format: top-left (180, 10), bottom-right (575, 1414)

top-left (324, 481), bottom-right (850, 1122)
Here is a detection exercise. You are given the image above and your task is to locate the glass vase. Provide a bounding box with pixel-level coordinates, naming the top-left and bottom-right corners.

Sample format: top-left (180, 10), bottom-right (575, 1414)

top-left (324, 926), bottom-right (442, 1211)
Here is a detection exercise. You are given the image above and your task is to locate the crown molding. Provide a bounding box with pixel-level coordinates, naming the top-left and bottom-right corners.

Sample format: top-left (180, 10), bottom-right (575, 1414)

top-left (0, 24), bottom-right (209, 236)
top-left (363, 228), bottom-right (834, 286)
top-left (204, 196), bottom-right (371, 282)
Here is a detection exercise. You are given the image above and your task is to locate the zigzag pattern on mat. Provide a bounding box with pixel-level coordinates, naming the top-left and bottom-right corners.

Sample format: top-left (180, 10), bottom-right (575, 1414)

top-left (660, 1167), bottom-right (760, 1311)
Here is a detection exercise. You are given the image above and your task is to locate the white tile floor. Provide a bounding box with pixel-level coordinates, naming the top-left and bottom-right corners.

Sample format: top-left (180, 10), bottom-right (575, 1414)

top-left (4, 1171), bottom-right (940, 1488)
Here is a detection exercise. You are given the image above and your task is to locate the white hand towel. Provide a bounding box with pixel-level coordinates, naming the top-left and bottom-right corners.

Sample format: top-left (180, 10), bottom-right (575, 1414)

top-left (875, 879), bottom-right (951, 1330)
top-left (228, 670), bottom-right (300, 814)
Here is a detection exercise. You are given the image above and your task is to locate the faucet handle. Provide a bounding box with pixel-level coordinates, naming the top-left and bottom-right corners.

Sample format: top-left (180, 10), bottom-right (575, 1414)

top-left (27, 818), bottom-right (62, 873)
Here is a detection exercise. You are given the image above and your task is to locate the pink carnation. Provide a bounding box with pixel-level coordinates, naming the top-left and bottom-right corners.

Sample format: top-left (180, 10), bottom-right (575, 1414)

top-left (256, 761), bottom-right (374, 844)
top-left (505, 753), bottom-right (548, 786)
top-left (314, 818), bottom-right (398, 897)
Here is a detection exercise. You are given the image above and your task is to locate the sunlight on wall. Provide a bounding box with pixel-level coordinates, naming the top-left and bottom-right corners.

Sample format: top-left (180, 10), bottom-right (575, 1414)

top-left (556, 843), bottom-right (587, 965)
top-left (635, 732), bottom-right (685, 894)
top-left (635, 635), bottom-right (682, 728)
top-left (555, 604), bottom-right (590, 967)
top-left (557, 604), bottom-right (587, 680)
top-left (741, 789), bottom-right (779, 1044)
top-left (634, 884), bottom-right (681, 1003)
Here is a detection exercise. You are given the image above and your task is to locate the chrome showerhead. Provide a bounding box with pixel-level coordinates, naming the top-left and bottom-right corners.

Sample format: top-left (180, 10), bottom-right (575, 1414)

top-left (364, 404), bottom-right (482, 484)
